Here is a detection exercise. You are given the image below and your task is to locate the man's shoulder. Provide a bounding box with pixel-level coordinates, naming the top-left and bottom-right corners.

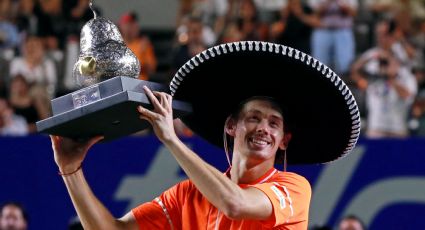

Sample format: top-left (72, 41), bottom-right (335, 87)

top-left (270, 171), bottom-right (312, 192)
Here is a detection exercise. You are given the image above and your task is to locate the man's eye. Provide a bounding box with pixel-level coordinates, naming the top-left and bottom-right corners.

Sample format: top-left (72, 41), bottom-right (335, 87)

top-left (248, 116), bottom-right (259, 121)
top-left (270, 121), bottom-right (280, 128)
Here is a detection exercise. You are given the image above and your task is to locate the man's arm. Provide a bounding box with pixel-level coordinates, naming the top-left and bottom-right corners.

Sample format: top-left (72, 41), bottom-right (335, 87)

top-left (50, 136), bottom-right (138, 230)
top-left (138, 87), bottom-right (273, 220)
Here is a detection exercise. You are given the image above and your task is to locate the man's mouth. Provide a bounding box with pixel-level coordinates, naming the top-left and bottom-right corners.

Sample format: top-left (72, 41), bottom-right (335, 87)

top-left (248, 137), bottom-right (271, 146)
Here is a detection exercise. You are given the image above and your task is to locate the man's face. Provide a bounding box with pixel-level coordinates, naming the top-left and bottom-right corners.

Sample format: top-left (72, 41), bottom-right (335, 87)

top-left (187, 21), bottom-right (203, 45)
top-left (230, 100), bottom-right (286, 164)
top-left (376, 22), bottom-right (394, 50)
top-left (0, 205), bottom-right (27, 230)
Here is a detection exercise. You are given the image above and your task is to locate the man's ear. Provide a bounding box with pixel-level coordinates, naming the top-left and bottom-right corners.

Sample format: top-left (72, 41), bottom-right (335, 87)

top-left (279, 133), bottom-right (292, 150)
top-left (225, 117), bottom-right (237, 137)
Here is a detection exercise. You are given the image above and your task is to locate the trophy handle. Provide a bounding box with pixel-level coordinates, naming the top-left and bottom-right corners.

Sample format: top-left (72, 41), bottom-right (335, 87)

top-left (89, 0), bottom-right (97, 19)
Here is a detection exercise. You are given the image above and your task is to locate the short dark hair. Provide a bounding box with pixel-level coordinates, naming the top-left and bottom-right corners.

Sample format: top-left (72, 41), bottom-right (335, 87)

top-left (339, 214), bottom-right (366, 230)
top-left (0, 201), bottom-right (29, 223)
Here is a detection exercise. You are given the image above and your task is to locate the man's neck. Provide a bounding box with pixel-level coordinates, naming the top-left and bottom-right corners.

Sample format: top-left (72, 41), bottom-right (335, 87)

top-left (230, 156), bottom-right (275, 184)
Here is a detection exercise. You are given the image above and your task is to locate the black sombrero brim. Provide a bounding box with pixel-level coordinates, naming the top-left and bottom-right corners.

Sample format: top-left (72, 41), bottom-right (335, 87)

top-left (170, 41), bottom-right (360, 164)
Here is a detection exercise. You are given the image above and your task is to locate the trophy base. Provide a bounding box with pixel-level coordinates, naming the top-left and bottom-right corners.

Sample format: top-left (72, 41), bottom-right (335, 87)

top-left (36, 77), bottom-right (192, 141)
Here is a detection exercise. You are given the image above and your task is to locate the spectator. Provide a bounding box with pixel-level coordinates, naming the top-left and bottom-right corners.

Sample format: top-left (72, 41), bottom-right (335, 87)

top-left (119, 12), bottom-right (157, 81)
top-left (172, 16), bottom-right (205, 136)
top-left (365, 0), bottom-right (425, 41)
top-left (351, 20), bottom-right (417, 138)
top-left (8, 75), bottom-right (49, 133)
top-left (0, 202), bottom-right (28, 230)
top-left (221, 0), bottom-right (260, 43)
top-left (271, 0), bottom-right (320, 54)
top-left (338, 215), bottom-right (366, 230)
top-left (177, 0), bottom-right (228, 44)
top-left (0, 0), bottom-right (20, 60)
top-left (0, 97), bottom-right (28, 136)
top-left (309, 0), bottom-right (358, 75)
top-left (173, 16), bottom-right (206, 72)
top-left (9, 35), bottom-right (57, 98)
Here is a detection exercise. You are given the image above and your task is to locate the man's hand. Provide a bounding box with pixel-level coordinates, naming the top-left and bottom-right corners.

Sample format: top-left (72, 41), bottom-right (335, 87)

top-left (50, 135), bottom-right (104, 174)
top-left (137, 86), bottom-right (177, 143)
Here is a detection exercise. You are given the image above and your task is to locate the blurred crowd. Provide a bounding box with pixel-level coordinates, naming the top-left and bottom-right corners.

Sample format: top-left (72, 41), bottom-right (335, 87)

top-left (0, 0), bottom-right (424, 139)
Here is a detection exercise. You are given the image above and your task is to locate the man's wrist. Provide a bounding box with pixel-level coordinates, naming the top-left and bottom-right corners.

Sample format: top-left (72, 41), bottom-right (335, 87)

top-left (59, 163), bottom-right (83, 176)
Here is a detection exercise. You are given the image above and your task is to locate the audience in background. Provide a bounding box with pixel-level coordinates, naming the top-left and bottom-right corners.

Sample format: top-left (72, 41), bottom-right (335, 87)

top-left (0, 0), bottom-right (423, 137)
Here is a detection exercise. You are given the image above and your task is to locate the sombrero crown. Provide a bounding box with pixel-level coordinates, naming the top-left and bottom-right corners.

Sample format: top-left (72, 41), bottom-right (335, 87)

top-left (170, 41), bottom-right (360, 164)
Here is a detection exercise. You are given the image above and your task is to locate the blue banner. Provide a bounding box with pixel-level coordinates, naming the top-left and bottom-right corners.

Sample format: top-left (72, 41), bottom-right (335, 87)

top-left (0, 135), bottom-right (424, 229)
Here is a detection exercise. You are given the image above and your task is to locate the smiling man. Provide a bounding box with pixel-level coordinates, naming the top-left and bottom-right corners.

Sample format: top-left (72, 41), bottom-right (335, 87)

top-left (50, 41), bottom-right (360, 230)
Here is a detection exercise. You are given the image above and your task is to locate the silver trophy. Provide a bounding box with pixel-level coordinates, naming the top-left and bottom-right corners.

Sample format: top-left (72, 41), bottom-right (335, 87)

top-left (73, 2), bottom-right (140, 87)
top-left (36, 1), bottom-right (191, 141)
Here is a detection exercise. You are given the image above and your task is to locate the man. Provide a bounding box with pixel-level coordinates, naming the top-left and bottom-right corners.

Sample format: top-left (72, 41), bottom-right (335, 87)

top-left (50, 41), bottom-right (360, 229)
top-left (351, 20), bottom-right (417, 138)
top-left (51, 92), bottom-right (311, 229)
top-left (0, 202), bottom-right (28, 230)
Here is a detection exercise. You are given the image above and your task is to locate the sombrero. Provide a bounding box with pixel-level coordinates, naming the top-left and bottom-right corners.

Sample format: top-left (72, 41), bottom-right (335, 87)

top-left (170, 41), bottom-right (360, 164)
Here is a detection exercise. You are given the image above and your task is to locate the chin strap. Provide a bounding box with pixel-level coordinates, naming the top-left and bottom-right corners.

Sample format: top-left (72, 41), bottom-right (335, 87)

top-left (223, 119), bottom-right (232, 167)
top-left (223, 133), bottom-right (232, 168)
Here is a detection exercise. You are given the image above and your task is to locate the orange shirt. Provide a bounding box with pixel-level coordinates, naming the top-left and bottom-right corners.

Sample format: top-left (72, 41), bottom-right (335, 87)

top-left (132, 168), bottom-right (311, 229)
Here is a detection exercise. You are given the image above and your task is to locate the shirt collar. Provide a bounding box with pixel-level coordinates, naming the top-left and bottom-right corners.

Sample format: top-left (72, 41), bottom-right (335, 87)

top-left (225, 167), bottom-right (278, 186)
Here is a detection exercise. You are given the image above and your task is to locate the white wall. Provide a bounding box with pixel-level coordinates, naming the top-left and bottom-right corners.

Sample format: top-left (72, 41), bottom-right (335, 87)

top-left (94, 0), bottom-right (178, 29)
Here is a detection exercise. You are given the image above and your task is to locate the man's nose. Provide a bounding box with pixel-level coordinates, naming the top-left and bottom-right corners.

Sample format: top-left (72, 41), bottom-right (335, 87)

top-left (256, 119), bottom-right (269, 133)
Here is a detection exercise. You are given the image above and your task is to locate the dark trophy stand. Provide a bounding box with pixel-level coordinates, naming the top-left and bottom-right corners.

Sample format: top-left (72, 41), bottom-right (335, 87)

top-left (36, 77), bottom-right (192, 142)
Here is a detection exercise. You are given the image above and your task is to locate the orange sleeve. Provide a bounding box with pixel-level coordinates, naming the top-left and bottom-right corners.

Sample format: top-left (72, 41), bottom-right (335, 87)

top-left (132, 180), bottom-right (191, 229)
top-left (251, 173), bottom-right (312, 228)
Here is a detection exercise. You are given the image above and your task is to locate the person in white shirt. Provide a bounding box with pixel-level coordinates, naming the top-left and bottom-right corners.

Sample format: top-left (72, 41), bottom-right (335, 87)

top-left (351, 20), bottom-right (417, 138)
top-left (9, 35), bottom-right (57, 98)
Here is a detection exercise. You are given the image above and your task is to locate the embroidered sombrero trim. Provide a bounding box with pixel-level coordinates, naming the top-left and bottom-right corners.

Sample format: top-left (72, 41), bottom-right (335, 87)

top-left (169, 41), bottom-right (361, 161)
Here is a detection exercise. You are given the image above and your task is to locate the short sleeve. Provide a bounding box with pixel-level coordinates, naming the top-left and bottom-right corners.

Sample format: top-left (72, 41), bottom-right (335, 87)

top-left (251, 173), bottom-right (311, 227)
top-left (132, 180), bottom-right (191, 229)
top-left (131, 201), bottom-right (172, 229)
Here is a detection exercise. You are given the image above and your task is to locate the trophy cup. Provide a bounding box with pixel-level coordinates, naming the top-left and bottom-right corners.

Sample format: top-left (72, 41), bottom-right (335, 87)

top-left (36, 1), bottom-right (192, 141)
